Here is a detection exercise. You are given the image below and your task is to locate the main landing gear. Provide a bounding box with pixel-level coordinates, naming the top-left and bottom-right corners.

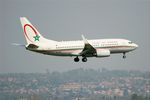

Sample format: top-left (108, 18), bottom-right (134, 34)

top-left (74, 56), bottom-right (79, 62)
top-left (74, 56), bottom-right (87, 62)
top-left (123, 52), bottom-right (126, 59)
top-left (82, 57), bottom-right (87, 62)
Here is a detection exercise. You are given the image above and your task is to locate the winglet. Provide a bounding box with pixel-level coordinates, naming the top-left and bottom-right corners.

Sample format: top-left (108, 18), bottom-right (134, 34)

top-left (81, 34), bottom-right (88, 44)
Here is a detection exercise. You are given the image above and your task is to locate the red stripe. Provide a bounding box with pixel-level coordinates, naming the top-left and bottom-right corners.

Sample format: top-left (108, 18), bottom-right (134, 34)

top-left (39, 46), bottom-right (134, 52)
top-left (101, 46), bottom-right (134, 48)
top-left (24, 24), bottom-right (38, 42)
top-left (46, 49), bottom-right (82, 52)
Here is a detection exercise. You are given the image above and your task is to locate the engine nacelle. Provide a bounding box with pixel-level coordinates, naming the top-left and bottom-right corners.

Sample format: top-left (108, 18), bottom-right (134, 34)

top-left (96, 49), bottom-right (110, 57)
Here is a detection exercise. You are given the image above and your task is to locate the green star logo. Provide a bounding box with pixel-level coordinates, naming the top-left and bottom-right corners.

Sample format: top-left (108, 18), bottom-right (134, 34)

top-left (33, 35), bottom-right (40, 41)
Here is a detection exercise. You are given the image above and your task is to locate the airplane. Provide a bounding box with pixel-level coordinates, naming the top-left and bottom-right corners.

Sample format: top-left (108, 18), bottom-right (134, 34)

top-left (18, 17), bottom-right (138, 62)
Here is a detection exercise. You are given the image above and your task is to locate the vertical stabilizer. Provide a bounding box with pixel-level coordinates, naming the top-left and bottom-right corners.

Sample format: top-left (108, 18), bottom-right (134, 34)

top-left (20, 17), bottom-right (56, 44)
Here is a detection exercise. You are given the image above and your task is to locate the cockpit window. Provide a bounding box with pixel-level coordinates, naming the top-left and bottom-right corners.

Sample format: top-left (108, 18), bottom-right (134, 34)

top-left (128, 41), bottom-right (133, 44)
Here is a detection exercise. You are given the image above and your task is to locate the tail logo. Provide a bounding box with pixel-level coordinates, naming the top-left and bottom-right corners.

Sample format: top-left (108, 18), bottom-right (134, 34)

top-left (24, 24), bottom-right (40, 42)
top-left (33, 35), bottom-right (40, 41)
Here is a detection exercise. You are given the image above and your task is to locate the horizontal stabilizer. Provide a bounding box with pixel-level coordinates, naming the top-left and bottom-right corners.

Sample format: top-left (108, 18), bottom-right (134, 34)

top-left (12, 43), bottom-right (25, 47)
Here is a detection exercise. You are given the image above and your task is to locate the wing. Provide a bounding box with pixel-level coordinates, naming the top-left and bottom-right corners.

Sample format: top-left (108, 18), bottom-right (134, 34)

top-left (80, 35), bottom-right (96, 57)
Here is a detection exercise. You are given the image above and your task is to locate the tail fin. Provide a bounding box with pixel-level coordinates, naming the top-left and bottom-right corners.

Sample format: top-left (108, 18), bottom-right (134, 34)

top-left (20, 17), bottom-right (56, 44)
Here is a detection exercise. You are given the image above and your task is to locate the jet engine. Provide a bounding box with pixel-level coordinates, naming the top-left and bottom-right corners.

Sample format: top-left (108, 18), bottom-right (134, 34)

top-left (96, 49), bottom-right (110, 57)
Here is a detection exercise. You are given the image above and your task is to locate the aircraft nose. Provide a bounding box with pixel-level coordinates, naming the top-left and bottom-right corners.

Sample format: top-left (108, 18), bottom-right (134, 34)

top-left (134, 43), bottom-right (138, 49)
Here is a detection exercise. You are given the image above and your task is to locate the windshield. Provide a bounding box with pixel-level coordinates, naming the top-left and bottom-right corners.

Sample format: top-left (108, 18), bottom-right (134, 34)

top-left (128, 41), bottom-right (133, 44)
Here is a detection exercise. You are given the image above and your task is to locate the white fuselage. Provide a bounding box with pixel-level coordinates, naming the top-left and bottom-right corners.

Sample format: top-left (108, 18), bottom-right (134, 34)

top-left (28, 38), bottom-right (138, 57)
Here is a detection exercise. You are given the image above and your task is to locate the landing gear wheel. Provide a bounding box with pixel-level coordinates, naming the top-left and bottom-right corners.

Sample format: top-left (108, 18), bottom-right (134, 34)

top-left (74, 56), bottom-right (79, 62)
top-left (82, 57), bottom-right (87, 62)
top-left (123, 53), bottom-right (126, 59)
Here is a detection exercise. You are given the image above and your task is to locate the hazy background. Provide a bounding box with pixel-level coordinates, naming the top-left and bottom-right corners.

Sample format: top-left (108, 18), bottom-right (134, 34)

top-left (0, 0), bottom-right (149, 73)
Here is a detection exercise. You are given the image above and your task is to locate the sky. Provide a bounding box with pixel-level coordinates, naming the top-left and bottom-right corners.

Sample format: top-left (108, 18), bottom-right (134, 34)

top-left (0, 0), bottom-right (150, 73)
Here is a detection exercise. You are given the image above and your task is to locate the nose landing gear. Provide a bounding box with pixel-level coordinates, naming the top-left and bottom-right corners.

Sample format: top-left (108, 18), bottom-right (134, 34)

top-left (123, 52), bottom-right (126, 59)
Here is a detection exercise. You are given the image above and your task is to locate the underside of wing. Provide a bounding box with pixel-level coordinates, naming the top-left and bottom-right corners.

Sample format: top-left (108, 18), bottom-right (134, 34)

top-left (80, 35), bottom-right (96, 57)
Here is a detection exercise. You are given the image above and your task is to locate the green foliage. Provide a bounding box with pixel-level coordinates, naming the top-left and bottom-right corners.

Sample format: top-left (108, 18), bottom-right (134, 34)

top-left (130, 94), bottom-right (146, 100)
